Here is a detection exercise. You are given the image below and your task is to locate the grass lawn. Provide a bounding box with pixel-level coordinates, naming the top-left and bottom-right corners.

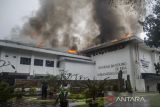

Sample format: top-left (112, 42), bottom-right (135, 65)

top-left (134, 92), bottom-right (160, 107)
top-left (149, 94), bottom-right (160, 107)
top-left (128, 92), bottom-right (160, 107)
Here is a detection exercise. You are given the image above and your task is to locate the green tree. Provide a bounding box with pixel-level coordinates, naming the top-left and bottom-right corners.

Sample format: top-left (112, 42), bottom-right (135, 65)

top-left (143, 0), bottom-right (160, 47)
top-left (83, 78), bottom-right (109, 100)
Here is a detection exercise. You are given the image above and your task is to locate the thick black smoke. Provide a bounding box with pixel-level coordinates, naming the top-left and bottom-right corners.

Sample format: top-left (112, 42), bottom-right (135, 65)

top-left (93, 0), bottom-right (146, 44)
top-left (12, 0), bottom-right (146, 50)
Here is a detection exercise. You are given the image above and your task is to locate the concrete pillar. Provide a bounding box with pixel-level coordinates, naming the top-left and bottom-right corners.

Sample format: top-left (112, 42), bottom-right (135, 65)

top-left (129, 44), bottom-right (139, 91)
top-left (54, 58), bottom-right (57, 75)
top-left (43, 58), bottom-right (46, 75)
top-left (30, 54), bottom-right (34, 76)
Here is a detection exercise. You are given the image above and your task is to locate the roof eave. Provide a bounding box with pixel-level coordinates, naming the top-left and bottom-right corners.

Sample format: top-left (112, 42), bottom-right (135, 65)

top-left (80, 36), bottom-right (143, 54)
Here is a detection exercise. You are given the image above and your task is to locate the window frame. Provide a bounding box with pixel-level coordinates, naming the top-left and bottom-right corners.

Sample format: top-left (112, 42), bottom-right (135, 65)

top-left (45, 60), bottom-right (54, 67)
top-left (34, 59), bottom-right (43, 66)
top-left (20, 57), bottom-right (31, 65)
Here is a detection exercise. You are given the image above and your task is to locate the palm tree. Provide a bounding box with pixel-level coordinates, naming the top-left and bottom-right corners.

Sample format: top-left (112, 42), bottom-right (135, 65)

top-left (83, 77), bottom-right (109, 107)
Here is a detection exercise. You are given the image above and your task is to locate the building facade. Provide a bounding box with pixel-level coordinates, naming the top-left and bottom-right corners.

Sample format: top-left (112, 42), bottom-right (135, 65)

top-left (82, 36), bottom-right (160, 92)
top-left (0, 40), bottom-right (95, 81)
top-left (0, 36), bottom-right (160, 92)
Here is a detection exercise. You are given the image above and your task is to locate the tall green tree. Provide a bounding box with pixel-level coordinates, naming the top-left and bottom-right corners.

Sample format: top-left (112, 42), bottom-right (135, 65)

top-left (143, 0), bottom-right (160, 48)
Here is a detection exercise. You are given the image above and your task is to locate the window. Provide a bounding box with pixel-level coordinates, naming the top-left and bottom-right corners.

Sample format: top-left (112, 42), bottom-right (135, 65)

top-left (20, 57), bottom-right (31, 65)
top-left (45, 60), bottom-right (54, 67)
top-left (34, 59), bottom-right (43, 66)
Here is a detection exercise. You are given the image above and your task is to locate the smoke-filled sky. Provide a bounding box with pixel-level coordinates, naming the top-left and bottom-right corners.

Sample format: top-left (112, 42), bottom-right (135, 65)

top-left (0, 0), bottom-right (152, 50)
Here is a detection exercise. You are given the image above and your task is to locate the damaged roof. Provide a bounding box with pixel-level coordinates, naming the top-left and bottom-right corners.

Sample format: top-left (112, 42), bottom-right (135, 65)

top-left (0, 39), bottom-right (91, 60)
top-left (80, 36), bottom-right (144, 54)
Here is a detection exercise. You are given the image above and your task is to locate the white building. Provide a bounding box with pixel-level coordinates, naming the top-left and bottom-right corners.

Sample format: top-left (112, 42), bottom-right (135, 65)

top-left (82, 36), bottom-right (160, 92)
top-left (0, 36), bottom-right (160, 92)
top-left (0, 40), bottom-right (95, 80)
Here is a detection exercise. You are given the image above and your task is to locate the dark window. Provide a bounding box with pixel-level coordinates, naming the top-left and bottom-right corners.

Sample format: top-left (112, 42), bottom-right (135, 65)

top-left (46, 60), bottom-right (54, 67)
top-left (20, 57), bottom-right (31, 65)
top-left (34, 59), bottom-right (43, 66)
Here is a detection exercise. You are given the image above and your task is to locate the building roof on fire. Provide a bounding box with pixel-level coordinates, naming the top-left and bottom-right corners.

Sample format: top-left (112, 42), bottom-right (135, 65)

top-left (0, 39), bottom-right (91, 60)
top-left (80, 36), bottom-right (160, 55)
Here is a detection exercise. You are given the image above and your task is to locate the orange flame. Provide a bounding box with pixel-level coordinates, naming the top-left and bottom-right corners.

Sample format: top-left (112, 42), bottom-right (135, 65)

top-left (67, 49), bottom-right (77, 54)
top-left (120, 32), bottom-right (132, 39)
top-left (111, 32), bottom-right (132, 43)
top-left (111, 39), bottom-right (118, 42)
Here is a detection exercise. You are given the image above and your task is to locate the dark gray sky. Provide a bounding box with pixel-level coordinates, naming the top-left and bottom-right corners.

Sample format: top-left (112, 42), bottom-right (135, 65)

top-left (0, 0), bottom-right (39, 39)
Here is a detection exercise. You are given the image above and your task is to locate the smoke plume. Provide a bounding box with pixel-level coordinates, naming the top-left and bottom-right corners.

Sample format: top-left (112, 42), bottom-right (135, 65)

top-left (93, 0), bottom-right (146, 44)
top-left (12, 0), bottom-right (146, 50)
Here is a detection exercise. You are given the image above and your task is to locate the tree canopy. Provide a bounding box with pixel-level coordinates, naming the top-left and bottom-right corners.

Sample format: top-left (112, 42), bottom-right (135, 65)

top-left (143, 0), bottom-right (160, 48)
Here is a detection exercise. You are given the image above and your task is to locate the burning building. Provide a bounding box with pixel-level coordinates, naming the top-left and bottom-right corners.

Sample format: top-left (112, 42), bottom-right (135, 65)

top-left (0, 40), bottom-right (95, 85)
top-left (81, 36), bottom-right (160, 92)
top-left (3, 0), bottom-right (159, 92)
top-left (0, 36), bottom-right (160, 92)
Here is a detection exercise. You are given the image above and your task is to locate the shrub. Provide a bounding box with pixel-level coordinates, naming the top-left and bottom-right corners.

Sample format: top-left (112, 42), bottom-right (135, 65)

top-left (68, 94), bottom-right (85, 99)
top-left (0, 81), bottom-right (14, 102)
top-left (97, 97), bottom-right (105, 107)
top-left (83, 79), bottom-right (108, 100)
top-left (29, 87), bottom-right (37, 96)
top-left (85, 97), bottom-right (104, 107)
top-left (112, 85), bottom-right (118, 92)
top-left (14, 88), bottom-right (23, 99)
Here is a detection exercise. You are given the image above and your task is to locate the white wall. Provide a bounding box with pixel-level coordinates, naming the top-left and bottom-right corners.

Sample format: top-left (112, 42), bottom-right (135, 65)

top-left (138, 47), bottom-right (156, 73)
top-left (31, 52), bottom-right (55, 76)
top-left (63, 61), bottom-right (95, 80)
top-left (0, 47), bottom-right (94, 79)
top-left (0, 48), bottom-right (57, 76)
top-left (135, 79), bottom-right (145, 92)
top-left (92, 45), bottom-right (131, 80)
top-left (0, 48), bottom-right (31, 73)
top-left (132, 44), bottom-right (160, 92)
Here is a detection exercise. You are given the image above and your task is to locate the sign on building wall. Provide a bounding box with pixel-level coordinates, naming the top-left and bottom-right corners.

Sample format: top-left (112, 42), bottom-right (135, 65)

top-left (140, 58), bottom-right (151, 73)
top-left (97, 62), bottom-right (128, 77)
top-left (140, 59), bottom-right (150, 69)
